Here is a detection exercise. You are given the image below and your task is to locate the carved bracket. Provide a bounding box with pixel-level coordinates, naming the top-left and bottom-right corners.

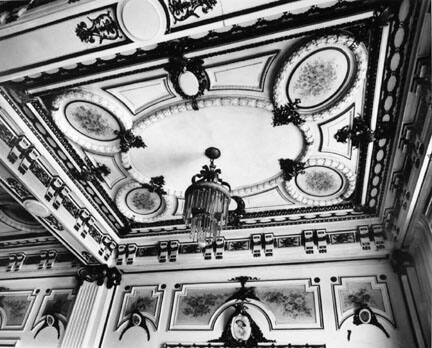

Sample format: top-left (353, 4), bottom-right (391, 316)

top-left (77, 265), bottom-right (122, 289)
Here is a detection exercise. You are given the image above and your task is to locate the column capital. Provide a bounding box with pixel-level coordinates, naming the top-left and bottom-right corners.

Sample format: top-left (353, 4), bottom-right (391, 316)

top-left (77, 265), bottom-right (121, 289)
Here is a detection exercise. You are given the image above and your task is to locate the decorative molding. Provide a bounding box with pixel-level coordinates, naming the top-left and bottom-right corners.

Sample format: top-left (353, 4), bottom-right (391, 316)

top-left (20, 2), bottom-right (386, 88)
top-left (207, 52), bottom-right (278, 92)
top-left (273, 34), bottom-right (367, 121)
top-left (0, 92), bottom-right (128, 230)
top-left (105, 77), bottom-right (175, 115)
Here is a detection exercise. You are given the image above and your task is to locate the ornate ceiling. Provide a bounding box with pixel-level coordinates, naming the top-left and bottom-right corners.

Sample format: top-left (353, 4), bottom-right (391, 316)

top-left (0, 0), bottom-right (424, 268)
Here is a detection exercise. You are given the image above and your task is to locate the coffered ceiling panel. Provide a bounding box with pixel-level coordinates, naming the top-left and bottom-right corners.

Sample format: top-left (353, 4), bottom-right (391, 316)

top-left (0, 0), bottom-right (420, 266)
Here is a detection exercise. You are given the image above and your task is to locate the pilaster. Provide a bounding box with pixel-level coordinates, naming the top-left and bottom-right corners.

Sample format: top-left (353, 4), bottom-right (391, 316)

top-left (60, 265), bottom-right (121, 348)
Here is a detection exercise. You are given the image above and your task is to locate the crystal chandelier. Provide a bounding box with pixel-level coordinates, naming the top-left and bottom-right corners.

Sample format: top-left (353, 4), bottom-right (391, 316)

top-left (183, 147), bottom-right (231, 247)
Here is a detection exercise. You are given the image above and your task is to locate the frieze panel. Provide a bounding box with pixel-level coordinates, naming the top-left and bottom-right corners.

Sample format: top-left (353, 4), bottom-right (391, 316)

top-left (169, 279), bottom-right (322, 330)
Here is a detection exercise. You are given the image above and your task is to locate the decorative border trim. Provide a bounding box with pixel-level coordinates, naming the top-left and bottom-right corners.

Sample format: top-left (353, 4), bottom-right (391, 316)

top-left (273, 34), bottom-right (367, 121)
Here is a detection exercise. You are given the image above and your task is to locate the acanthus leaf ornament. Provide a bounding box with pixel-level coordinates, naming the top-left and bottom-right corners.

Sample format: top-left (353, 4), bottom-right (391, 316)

top-left (168, 0), bottom-right (217, 23)
top-left (334, 117), bottom-right (374, 147)
top-left (142, 176), bottom-right (167, 196)
top-left (75, 12), bottom-right (121, 44)
top-left (334, 117), bottom-right (395, 148)
top-left (272, 99), bottom-right (304, 126)
top-left (114, 129), bottom-right (146, 153)
top-left (279, 158), bottom-right (306, 181)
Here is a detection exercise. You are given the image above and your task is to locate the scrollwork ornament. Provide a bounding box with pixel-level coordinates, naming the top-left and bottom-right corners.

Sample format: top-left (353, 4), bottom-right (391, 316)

top-left (75, 12), bottom-right (121, 44)
top-left (168, 0), bottom-right (217, 24)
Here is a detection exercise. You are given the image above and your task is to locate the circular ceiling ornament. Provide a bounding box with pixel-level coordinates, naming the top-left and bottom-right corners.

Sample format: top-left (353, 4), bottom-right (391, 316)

top-left (273, 34), bottom-right (367, 121)
top-left (52, 89), bottom-right (132, 153)
top-left (22, 199), bottom-right (52, 218)
top-left (115, 182), bottom-right (175, 222)
top-left (121, 97), bottom-right (314, 197)
top-left (117, 0), bottom-right (166, 42)
top-left (283, 158), bottom-right (356, 206)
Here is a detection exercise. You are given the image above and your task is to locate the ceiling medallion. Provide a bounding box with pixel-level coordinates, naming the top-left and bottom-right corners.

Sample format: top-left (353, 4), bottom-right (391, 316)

top-left (184, 147), bottom-right (232, 247)
top-left (115, 182), bottom-right (174, 222)
top-left (52, 89), bottom-right (132, 154)
top-left (273, 34), bottom-right (367, 121)
top-left (284, 158), bottom-right (356, 206)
